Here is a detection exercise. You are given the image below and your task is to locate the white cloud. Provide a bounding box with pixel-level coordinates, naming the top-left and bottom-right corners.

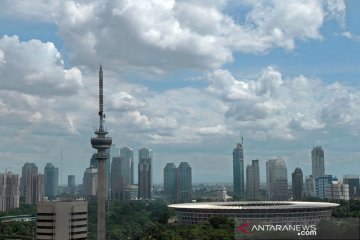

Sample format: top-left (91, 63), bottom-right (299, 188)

top-left (205, 67), bottom-right (360, 140)
top-left (0, 0), bottom-right (346, 72)
top-left (0, 35), bottom-right (83, 96)
top-left (341, 31), bottom-right (360, 41)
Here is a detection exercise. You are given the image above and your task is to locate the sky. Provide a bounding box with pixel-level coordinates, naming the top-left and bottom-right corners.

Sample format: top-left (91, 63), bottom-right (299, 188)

top-left (0, 0), bottom-right (359, 184)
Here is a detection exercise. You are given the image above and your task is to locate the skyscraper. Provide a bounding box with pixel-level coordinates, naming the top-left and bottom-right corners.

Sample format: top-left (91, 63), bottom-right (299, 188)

top-left (343, 175), bottom-right (360, 200)
top-left (304, 176), bottom-right (315, 197)
top-left (120, 147), bottom-right (133, 187)
top-left (312, 146), bottom-right (325, 178)
top-left (120, 146), bottom-right (134, 185)
top-left (233, 143), bottom-right (244, 199)
top-left (0, 172), bottom-right (19, 211)
top-left (164, 163), bottom-right (177, 203)
top-left (138, 148), bottom-right (152, 200)
top-left (266, 158), bottom-right (288, 200)
top-left (292, 167), bottom-right (303, 201)
top-left (106, 144), bottom-right (120, 199)
top-left (177, 162), bottom-right (192, 203)
top-left (83, 167), bottom-right (98, 197)
top-left (68, 175), bottom-right (75, 195)
top-left (90, 66), bottom-right (112, 240)
top-left (111, 147), bottom-right (133, 201)
top-left (44, 163), bottom-right (59, 199)
top-left (20, 163), bottom-right (44, 204)
top-left (246, 159), bottom-right (260, 200)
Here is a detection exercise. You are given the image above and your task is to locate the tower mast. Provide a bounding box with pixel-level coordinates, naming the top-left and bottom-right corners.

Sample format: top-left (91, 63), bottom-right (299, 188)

top-left (91, 65), bottom-right (112, 240)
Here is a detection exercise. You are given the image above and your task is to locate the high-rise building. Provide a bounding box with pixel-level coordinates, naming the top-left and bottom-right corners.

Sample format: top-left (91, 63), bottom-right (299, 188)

top-left (20, 163), bottom-right (44, 204)
top-left (120, 147), bottom-right (134, 186)
top-left (0, 172), bottom-right (19, 211)
top-left (233, 143), bottom-right (245, 199)
top-left (312, 146), bottom-right (325, 178)
top-left (292, 167), bottom-right (303, 200)
top-left (304, 176), bottom-right (315, 197)
top-left (177, 162), bottom-right (192, 203)
top-left (246, 159), bottom-right (260, 200)
top-left (138, 148), bottom-right (152, 200)
top-left (315, 175), bottom-right (337, 199)
top-left (164, 163), bottom-right (177, 203)
top-left (266, 158), bottom-right (288, 200)
top-left (44, 163), bottom-right (59, 199)
top-left (106, 144), bottom-right (120, 199)
top-left (111, 157), bottom-right (122, 200)
top-left (111, 146), bottom-right (133, 201)
top-left (83, 167), bottom-right (98, 197)
top-left (68, 175), bottom-right (76, 195)
top-left (36, 200), bottom-right (88, 239)
top-left (325, 181), bottom-right (349, 200)
top-left (343, 175), bottom-right (360, 200)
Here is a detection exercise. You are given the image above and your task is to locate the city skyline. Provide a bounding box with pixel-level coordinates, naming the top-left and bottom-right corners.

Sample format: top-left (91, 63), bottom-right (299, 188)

top-left (0, 1), bottom-right (360, 184)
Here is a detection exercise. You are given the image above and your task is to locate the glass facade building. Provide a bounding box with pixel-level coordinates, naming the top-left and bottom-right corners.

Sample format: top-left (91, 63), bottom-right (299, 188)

top-left (233, 143), bottom-right (244, 199)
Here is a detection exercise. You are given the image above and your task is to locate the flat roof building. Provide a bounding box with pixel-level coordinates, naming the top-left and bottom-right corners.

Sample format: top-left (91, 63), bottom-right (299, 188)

top-left (36, 200), bottom-right (87, 240)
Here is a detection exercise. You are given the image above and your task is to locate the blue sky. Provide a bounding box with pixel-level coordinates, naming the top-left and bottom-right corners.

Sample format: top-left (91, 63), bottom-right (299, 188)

top-left (0, 0), bottom-right (359, 184)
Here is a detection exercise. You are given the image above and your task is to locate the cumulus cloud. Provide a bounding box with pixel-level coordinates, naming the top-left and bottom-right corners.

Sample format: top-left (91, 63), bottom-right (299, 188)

top-left (0, 35), bottom-right (83, 96)
top-left (0, 0), bottom-right (346, 72)
top-left (205, 67), bottom-right (360, 140)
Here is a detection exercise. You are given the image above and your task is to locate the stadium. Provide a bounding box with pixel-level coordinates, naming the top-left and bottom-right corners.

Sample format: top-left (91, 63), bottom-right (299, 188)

top-left (168, 201), bottom-right (339, 225)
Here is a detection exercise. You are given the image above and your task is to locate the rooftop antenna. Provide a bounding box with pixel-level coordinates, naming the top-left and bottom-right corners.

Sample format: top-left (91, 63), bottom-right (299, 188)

top-left (241, 136), bottom-right (244, 145)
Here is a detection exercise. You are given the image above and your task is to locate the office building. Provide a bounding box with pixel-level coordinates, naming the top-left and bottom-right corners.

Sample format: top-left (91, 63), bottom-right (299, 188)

top-left (164, 163), bottom-right (177, 203)
top-left (312, 146), bottom-right (325, 178)
top-left (20, 163), bottom-right (44, 204)
top-left (68, 175), bottom-right (76, 195)
top-left (292, 167), bottom-right (303, 200)
top-left (0, 172), bottom-right (19, 211)
top-left (138, 148), bottom-right (152, 200)
top-left (217, 188), bottom-right (228, 202)
top-left (315, 175), bottom-right (337, 199)
top-left (343, 175), bottom-right (360, 200)
top-left (246, 159), bottom-right (260, 200)
top-left (83, 167), bottom-right (98, 197)
top-left (36, 200), bottom-right (87, 240)
top-left (177, 162), bottom-right (192, 203)
top-left (120, 147), bottom-right (134, 186)
top-left (233, 143), bottom-right (245, 199)
top-left (266, 158), bottom-right (288, 200)
top-left (106, 144), bottom-right (120, 199)
top-left (304, 176), bottom-right (315, 197)
top-left (325, 181), bottom-right (349, 200)
top-left (44, 163), bottom-right (59, 199)
top-left (111, 148), bottom-right (132, 201)
top-left (124, 185), bottom-right (138, 201)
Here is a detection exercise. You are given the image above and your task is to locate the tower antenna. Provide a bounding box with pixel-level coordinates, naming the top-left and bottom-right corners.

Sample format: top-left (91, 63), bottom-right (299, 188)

top-left (91, 65), bottom-right (112, 240)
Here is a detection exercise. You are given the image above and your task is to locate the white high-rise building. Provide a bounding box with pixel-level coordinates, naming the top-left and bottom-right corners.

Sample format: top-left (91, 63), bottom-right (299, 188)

top-left (0, 172), bottom-right (20, 211)
top-left (36, 201), bottom-right (88, 240)
top-left (325, 181), bottom-right (349, 200)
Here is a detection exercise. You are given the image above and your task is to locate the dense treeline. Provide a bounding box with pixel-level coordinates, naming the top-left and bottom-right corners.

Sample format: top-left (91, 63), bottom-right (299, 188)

top-left (0, 200), bottom-right (359, 239)
top-left (86, 199), bottom-right (235, 240)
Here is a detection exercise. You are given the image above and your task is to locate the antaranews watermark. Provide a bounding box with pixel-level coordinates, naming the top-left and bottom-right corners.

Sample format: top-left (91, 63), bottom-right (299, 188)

top-left (235, 218), bottom-right (359, 239)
